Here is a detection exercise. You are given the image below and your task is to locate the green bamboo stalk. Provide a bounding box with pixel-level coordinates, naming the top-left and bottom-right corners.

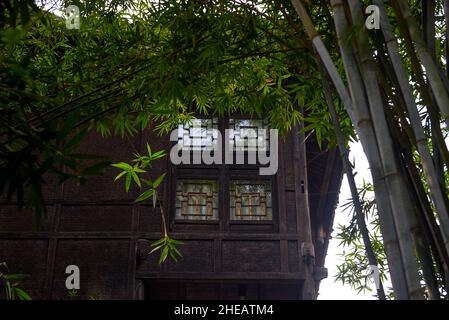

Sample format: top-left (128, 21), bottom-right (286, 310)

top-left (388, 2), bottom-right (449, 171)
top-left (289, 0), bottom-right (409, 299)
top-left (375, 58), bottom-right (449, 287)
top-left (342, 0), bottom-right (424, 299)
top-left (319, 61), bottom-right (386, 300)
top-left (393, 0), bottom-right (449, 130)
top-left (374, 0), bottom-right (449, 256)
top-left (380, 88), bottom-right (441, 299)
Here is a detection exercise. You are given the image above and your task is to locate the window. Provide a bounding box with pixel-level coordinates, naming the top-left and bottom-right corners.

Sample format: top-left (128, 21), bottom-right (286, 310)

top-left (229, 119), bottom-right (270, 152)
top-left (177, 118), bottom-right (218, 151)
top-left (229, 180), bottom-right (272, 221)
top-left (175, 180), bottom-right (219, 221)
top-left (172, 117), bottom-right (275, 226)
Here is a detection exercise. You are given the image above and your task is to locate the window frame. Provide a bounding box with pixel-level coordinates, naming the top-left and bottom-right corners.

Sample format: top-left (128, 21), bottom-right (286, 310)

top-left (168, 115), bottom-right (278, 231)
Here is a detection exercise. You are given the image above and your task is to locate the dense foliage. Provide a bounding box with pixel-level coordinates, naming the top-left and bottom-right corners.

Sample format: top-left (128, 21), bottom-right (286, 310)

top-left (1, 0), bottom-right (448, 299)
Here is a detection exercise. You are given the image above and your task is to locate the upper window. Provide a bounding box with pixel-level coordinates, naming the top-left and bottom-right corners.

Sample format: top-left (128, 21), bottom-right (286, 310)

top-left (172, 117), bottom-right (274, 224)
top-left (177, 118), bottom-right (218, 151)
top-left (229, 180), bottom-right (272, 221)
top-left (175, 180), bottom-right (219, 221)
top-left (229, 119), bottom-right (270, 152)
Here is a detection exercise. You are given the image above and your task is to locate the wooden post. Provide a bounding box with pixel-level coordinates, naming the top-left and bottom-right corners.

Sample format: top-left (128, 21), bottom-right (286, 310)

top-left (292, 104), bottom-right (316, 300)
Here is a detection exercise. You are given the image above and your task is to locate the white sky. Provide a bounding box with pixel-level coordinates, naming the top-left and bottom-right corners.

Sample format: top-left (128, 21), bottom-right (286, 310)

top-left (318, 141), bottom-right (378, 300)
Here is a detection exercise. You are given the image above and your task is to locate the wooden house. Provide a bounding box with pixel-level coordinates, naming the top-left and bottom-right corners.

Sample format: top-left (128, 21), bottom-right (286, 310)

top-left (0, 114), bottom-right (342, 300)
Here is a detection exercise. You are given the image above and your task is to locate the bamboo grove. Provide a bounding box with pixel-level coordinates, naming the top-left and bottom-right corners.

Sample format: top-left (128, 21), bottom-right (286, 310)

top-left (0, 0), bottom-right (448, 299)
top-left (291, 0), bottom-right (449, 299)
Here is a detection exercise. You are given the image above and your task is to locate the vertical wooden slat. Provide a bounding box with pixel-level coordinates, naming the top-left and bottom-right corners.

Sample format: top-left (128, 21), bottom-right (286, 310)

top-left (43, 205), bottom-right (58, 299)
top-left (292, 105), bottom-right (316, 300)
top-left (277, 138), bottom-right (289, 273)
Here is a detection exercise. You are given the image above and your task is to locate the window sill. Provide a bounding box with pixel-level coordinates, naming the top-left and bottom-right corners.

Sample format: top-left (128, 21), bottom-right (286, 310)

top-left (174, 220), bottom-right (219, 225)
top-left (230, 220), bottom-right (273, 225)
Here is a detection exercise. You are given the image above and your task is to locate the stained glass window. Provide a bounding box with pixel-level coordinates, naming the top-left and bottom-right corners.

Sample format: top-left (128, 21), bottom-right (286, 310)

top-left (229, 119), bottom-right (270, 152)
top-left (178, 118), bottom-right (219, 151)
top-left (175, 180), bottom-right (219, 221)
top-left (229, 180), bottom-right (272, 221)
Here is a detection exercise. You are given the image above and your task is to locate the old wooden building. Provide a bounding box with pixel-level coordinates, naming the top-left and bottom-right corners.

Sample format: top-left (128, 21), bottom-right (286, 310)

top-left (0, 115), bottom-right (342, 300)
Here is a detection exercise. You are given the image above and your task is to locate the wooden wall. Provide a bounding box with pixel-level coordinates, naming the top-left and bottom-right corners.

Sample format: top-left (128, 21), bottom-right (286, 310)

top-left (0, 125), bottom-right (341, 300)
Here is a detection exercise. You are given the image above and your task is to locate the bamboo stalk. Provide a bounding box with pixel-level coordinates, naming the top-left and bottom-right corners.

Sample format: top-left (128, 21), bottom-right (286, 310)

top-left (289, 0), bottom-right (409, 299)
top-left (374, 0), bottom-right (449, 255)
top-left (375, 56), bottom-right (449, 273)
top-left (380, 87), bottom-right (441, 299)
top-left (341, 0), bottom-right (424, 299)
top-left (389, 2), bottom-right (449, 172)
top-left (319, 62), bottom-right (386, 300)
top-left (423, 0), bottom-right (448, 204)
top-left (392, 0), bottom-right (449, 129)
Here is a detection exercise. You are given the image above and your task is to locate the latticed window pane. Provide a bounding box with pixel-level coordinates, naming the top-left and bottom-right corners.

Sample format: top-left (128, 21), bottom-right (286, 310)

top-left (175, 180), bottom-right (219, 221)
top-left (229, 119), bottom-right (270, 152)
top-left (230, 180), bottom-right (272, 221)
top-left (178, 118), bottom-right (219, 151)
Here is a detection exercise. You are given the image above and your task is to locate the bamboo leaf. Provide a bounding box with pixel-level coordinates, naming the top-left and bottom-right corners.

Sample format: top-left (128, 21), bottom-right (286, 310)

top-left (159, 246), bottom-right (169, 264)
top-left (125, 173), bottom-right (132, 192)
top-left (135, 189), bottom-right (154, 203)
top-left (153, 173), bottom-right (166, 189)
top-left (114, 171), bottom-right (127, 181)
top-left (14, 288), bottom-right (32, 300)
top-left (111, 162), bottom-right (132, 171)
top-left (131, 171), bottom-right (141, 188)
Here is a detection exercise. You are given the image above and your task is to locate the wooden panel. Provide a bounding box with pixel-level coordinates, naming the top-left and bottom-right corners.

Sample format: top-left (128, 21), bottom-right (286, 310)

top-left (144, 280), bottom-right (185, 300)
top-left (138, 206), bottom-right (164, 232)
top-left (229, 224), bottom-right (274, 233)
top-left (186, 282), bottom-right (220, 299)
top-left (0, 205), bottom-right (54, 233)
top-left (59, 205), bottom-right (133, 232)
top-left (173, 223), bottom-right (220, 233)
top-left (284, 132), bottom-right (295, 188)
top-left (136, 239), bottom-right (163, 273)
top-left (0, 239), bottom-right (49, 299)
top-left (220, 283), bottom-right (259, 299)
top-left (51, 239), bottom-right (130, 299)
top-left (62, 133), bottom-right (141, 202)
top-left (167, 240), bottom-right (214, 273)
top-left (285, 192), bottom-right (297, 233)
top-left (42, 173), bottom-right (63, 201)
top-left (259, 283), bottom-right (301, 299)
top-left (288, 241), bottom-right (300, 272)
top-left (221, 240), bottom-right (280, 273)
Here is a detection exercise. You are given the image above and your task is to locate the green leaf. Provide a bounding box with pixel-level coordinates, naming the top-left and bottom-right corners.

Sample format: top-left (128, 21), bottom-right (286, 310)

top-left (111, 162), bottom-right (132, 171)
top-left (169, 238), bottom-right (184, 245)
top-left (153, 173), bottom-right (166, 189)
top-left (150, 150), bottom-right (166, 160)
top-left (146, 143), bottom-right (152, 156)
top-left (142, 178), bottom-right (153, 187)
top-left (131, 171), bottom-right (141, 188)
top-left (6, 281), bottom-right (13, 300)
top-left (159, 246), bottom-right (169, 264)
top-left (169, 250), bottom-right (178, 262)
top-left (3, 274), bottom-right (27, 281)
top-left (153, 190), bottom-right (157, 208)
top-left (14, 287), bottom-right (32, 300)
top-left (151, 238), bottom-right (166, 247)
top-left (172, 246), bottom-right (183, 258)
top-left (149, 244), bottom-right (164, 254)
top-left (133, 167), bottom-right (146, 173)
top-left (114, 171), bottom-right (127, 181)
top-left (125, 173), bottom-right (132, 192)
top-left (135, 189), bottom-right (154, 203)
